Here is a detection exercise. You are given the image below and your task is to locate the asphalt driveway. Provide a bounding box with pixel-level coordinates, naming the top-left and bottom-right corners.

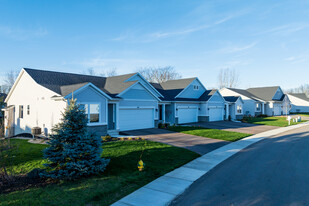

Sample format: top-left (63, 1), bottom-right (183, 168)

top-left (188, 121), bottom-right (279, 134)
top-left (122, 128), bottom-right (229, 155)
top-left (171, 124), bottom-right (309, 206)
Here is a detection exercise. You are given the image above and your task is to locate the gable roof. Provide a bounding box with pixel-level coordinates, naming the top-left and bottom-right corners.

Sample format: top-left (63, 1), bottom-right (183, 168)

top-left (288, 93), bottom-right (309, 102)
top-left (227, 88), bottom-right (262, 101)
top-left (125, 73), bottom-right (164, 97)
top-left (151, 78), bottom-right (200, 101)
top-left (24, 68), bottom-right (139, 98)
top-left (117, 81), bottom-right (161, 101)
top-left (159, 78), bottom-right (196, 90)
top-left (224, 96), bottom-right (240, 103)
top-left (198, 89), bottom-right (218, 101)
top-left (246, 86), bottom-right (281, 101)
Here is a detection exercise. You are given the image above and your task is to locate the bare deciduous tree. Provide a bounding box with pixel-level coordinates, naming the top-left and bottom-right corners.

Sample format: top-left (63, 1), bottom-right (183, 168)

top-left (217, 68), bottom-right (239, 89)
top-left (84, 68), bottom-right (118, 77)
top-left (86, 68), bottom-right (96, 76)
top-left (285, 84), bottom-right (309, 96)
top-left (137, 66), bottom-right (182, 83)
top-left (1, 70), bottom-right (19, 94)
top-left (101, 68), bottom-right (118, 77)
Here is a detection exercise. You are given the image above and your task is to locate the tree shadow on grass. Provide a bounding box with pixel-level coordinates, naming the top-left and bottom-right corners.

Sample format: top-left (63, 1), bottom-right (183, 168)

top-left (0, 143), bottom-right (199, 206)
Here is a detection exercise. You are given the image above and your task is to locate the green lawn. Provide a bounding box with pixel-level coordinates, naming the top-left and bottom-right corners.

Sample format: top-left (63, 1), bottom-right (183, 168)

top-left (168, 126), bottom-right (251, 141)
top-left (0, 139), bottom-right (199, 206)
top-left (242, 116), bottom-right (307, 127)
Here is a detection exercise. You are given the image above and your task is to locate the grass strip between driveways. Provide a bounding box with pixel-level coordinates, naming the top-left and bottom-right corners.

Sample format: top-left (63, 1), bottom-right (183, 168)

top-left (242, 116), bottom-right (307, 127)
top-left (0, 139), bottom-right (199, 206)
top-left (291, 113), bottom-right (309, 117)
top-left (168, 126), bottom-right (251, 142)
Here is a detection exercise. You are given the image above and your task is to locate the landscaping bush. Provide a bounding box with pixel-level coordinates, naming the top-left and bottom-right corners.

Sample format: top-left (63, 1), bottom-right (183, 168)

top-left (27, 168), bottom-right (45, 179)
top-left (0, 139), bottom-right (19, 185)
top-left (102, 135), bottom-right (112, 142)
top-left (0, 120), bottom-right (4, 138)
top-left (257, 114), bottom-right (268, 118)
top-left (41, 99), bottom-right (110, 180)
top-left (158, 122), bottom-right (170, 129)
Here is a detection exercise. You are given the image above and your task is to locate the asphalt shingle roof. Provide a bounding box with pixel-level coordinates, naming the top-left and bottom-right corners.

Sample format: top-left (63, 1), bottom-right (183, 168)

top-left (151, 78), bottom-right (199, 101)
top-left (227, 88), bottom-right (262, 101)
top-left (223, 96), bottom-right (239, 103)
top-left (247, 86), bottom-right (281, 101)
top-left (227, 86), bottom-right (285, 102)
top-left (159, 78), bottom-right (196, 90)
top-left (197, 89), bottom-right (217, 101)
top-left (24, 68), bottom-right (137, 98)
top-left (288, 93), bottom-right (309, 102)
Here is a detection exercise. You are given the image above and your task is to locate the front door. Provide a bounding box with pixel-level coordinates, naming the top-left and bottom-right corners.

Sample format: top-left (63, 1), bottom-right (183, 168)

top-left (6, 106), bottom-right (15, 137)
top-left (159, 105), bottom-right (163, 121)
top-left (108, 104), bottom-right (115, 130)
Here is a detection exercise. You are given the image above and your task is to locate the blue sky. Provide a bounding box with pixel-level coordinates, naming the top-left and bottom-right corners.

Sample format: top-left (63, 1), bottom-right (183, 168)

top-left (0, 0), bottom-right (308, 89)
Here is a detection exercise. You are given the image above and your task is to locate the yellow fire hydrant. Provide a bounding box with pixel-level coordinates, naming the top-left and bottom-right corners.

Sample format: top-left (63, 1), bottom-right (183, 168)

top-left (138, 160), bottom-right (145, 171)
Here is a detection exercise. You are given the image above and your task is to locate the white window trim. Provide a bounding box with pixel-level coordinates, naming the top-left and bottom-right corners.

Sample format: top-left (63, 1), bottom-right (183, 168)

top-left (79, 102), bottom-right (104, 126)
top-left (256, 103), bottom-right (261, 112)
top-left (236, 105), bottom-right (243, 114)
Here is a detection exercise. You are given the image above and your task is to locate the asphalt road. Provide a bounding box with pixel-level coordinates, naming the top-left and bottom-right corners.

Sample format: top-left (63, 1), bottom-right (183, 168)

top-left (171, 125), bottom-right (309, 206)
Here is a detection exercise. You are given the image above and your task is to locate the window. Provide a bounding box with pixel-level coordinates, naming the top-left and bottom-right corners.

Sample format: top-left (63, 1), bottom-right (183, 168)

top-left (256, 103), bottom-right (261, 111)
top-left (89, 104), bottom-right (100, 123)
top-left (80, 103), bottom-right (100, 123)
top-left (193, 85), bottom-right (199, 90)
top-left (237, 105), bottom-right (242, 114)
top-left (19, 105), bottom-right (23, 119)
top-left (27, 105), bottom-right (30, 115)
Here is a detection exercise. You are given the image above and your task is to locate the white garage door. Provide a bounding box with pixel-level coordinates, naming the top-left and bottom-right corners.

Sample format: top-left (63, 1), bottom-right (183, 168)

top-left (274, 105), bottom-right (281, 116)
top-left (209, 108), bottom-right (223, 122)
top-left (119, 108), bottom-right (154, 131)
top-left (178, 108), bottom-right (198, 124)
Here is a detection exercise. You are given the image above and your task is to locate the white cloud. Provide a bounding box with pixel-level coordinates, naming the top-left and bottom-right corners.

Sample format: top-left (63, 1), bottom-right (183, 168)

top-left (148, 15), bottom-right (236, 40)
top-left (284, 52), bottom-right (309, 63)
top-left (217, 42), bottom-right (257, 54)
top-left (256, 23), bottom-right (309, 36)
top-left (0, 25), bottom-right (48, 40)
top-left (66, 57), bottom-right (152, 74)
top-left (110, 31), bottom-right (134, 41)
top-left (145, 10), bottom-right (250, 41)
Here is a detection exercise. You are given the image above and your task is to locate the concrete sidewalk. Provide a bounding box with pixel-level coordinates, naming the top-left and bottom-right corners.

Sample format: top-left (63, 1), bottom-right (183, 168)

top-left (112, 122), bottom-right (309, 206)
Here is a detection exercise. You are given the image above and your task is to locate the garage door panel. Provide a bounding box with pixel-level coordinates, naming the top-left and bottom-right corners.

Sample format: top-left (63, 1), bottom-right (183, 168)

top-left (274, 106), bottom-right (280, 116)
top-left (119, 108), bottom-right (154, 131)
top-left (178, 108), bottom-right (198, 124)
top-left (209, 108), bottom-right (223, 122)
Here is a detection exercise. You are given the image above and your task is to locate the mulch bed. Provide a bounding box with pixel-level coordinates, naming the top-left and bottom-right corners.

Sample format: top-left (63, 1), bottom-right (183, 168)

top-left (0, 175), bottom-right (57, 195)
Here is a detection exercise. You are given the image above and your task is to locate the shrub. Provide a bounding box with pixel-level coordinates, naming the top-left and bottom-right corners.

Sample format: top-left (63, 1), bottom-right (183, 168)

top-left (27, 168), bottom-right (45, 179)
top-left (41, 99), bottom-right (110, 180)
top-left (0, 139), bottom-right (18, 184)
top-left (158, 122), bottom-right (170, 129)
top-left (257, 114), bottom-right (268, 118)
top-left (102, 135), bottom-right (112, 142)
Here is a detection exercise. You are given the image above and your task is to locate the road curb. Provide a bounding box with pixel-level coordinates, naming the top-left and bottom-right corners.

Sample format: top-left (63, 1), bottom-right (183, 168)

top-left (111, 122), bottom-right (309, 206)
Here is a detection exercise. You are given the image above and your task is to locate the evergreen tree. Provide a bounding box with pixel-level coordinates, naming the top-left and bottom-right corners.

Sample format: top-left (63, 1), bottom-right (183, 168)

top-left (41, 99), bottom-right (109, 180)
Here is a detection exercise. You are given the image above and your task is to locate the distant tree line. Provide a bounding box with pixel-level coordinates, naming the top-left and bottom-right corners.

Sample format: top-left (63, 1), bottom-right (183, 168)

top-left (136, 66), bottom-right (182, 83)
top-left (285, 84), bottom-right (309, 96)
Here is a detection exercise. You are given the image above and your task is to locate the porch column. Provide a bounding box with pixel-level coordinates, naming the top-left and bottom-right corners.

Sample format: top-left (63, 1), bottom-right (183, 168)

top-left (225, 103), bottom-right (229, 120)
top-left (162, 104), bottom-right (166, 123)
top-left (262, 103), bottom-right (265, 114)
